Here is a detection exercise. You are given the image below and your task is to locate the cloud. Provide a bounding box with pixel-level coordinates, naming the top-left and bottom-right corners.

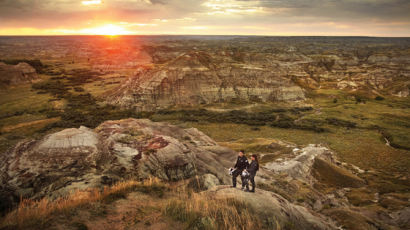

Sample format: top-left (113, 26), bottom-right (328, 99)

top-left (254, 0), bottom-right (410, 21)
top-left (0, 0), bottom-right (409, 36)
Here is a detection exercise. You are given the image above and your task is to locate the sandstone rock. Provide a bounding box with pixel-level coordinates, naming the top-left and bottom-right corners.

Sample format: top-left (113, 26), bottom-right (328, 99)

top-left (0, 119), bottom-right (235, 203)
top-left (264, 144), bottom-right (332, 181)
top-left (0, 62), bottom-right (38, 88)
top-left (105, 51), bottom-right (306, 111)
top-left (105, 44), bottom-right (410, 109)
top-left (263, 144), bottom-right (365, 189)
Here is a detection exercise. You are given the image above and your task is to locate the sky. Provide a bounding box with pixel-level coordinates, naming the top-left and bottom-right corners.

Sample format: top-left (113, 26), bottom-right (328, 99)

top-left (0, 0), bottom-right (409, 36)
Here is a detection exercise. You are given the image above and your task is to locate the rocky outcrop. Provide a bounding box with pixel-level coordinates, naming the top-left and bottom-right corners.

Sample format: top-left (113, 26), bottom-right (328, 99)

top-left (0, 62), bottom-right (38, 88)
top-left (105, 52), bottom-right (305, 111)
top-left (206, 186), bottom-right (337, 230)
top-left (257, 144), bottom-right (410, 230)
top-left (0, 119), bottom-right (235, 208)
top-left (264, 144), bottom-right (365, 188)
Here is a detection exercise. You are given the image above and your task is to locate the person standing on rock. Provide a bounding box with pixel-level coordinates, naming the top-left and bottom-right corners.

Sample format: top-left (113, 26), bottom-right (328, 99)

top-left (245, 154), bottom-right (259, 193)
top-left (231, 150), bottom-right (249, 189)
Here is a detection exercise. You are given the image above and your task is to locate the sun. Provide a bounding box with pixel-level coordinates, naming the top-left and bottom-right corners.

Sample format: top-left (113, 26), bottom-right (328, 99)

top-left (85, 24), bottom-right (130, 36)
top-left (81, 0), bottom-right (102, 6)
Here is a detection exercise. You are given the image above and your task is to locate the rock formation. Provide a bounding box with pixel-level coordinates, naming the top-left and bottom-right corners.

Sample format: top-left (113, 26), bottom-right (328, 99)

top-left (206, 186), bottom-right (337, 230)
top-left (105, 52), bottom-right (306, 111)
top-left (105, 41), bottom-right (410, 110)
top-left (257, 144), bottom-right (409, 230)
top-left (264, 145), bottom-right (365, 187)
top-left (0, 119), bottom-right (235, 208)
top-left (0, 62), bottom-right (38, 88)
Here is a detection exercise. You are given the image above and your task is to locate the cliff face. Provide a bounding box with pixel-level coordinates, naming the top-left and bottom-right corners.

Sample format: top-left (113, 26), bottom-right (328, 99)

top-left (105, 42), bottom-right (410, 110)
top-left (105, 52), bottom-right (305, 111)
top-left (0, 62), bottom-right (38, 88)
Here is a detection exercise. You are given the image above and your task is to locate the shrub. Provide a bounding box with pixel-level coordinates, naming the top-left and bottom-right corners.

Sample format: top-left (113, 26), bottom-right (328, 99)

top-left (375, 96), bottom-right (385, 101)
top-left (326, 117), bottom-right (356, 128)
top-left (32, 80), bottom-right (69, 97)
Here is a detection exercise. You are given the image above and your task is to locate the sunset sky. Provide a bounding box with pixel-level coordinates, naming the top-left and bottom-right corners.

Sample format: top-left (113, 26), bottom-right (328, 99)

top-left (0, 0), bottom-right (409, 36)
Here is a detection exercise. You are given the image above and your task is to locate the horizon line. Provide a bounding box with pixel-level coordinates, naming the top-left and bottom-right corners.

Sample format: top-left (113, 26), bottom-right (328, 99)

top-left (0, 34), bottom-right (409, 38)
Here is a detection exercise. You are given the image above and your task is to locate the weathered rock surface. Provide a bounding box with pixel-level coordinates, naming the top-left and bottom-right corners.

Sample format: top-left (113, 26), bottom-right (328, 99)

top-left (0, 62), bottom-right (38, 88)
top-left (106, 52), bottom-right (306, 111)
top-left (264, 144), bottom-right (365, 188)
top-left (206, 185), bottom-right (337, 230)
top-left (258, 144), bottom-right (407, 230)
top-left (105, 40), bottom-right (410, 111)
top-left (0, 119), bottom-right (235, 206)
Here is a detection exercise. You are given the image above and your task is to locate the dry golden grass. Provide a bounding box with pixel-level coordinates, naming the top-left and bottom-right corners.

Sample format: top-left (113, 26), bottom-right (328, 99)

top-left (0, 117), bottom-right (59, 132)
top-left (0, 178), bottom-right (163, 229)
top-left (1, 177), bottom-right (271, 230)
top-left (164, 191), bottom-right (264, 230)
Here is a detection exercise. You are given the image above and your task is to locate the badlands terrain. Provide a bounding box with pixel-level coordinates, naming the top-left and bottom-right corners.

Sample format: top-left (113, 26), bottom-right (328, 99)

top-left (0, 36), bottom-right (409, 230)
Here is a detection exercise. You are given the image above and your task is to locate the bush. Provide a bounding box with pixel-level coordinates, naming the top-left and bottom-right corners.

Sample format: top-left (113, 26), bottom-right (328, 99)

top-left (158, 108), bottom-right (326, 133)
top-left (326, 117), bottom-right (356, 128)
top-left (375, 96), bottom-right (385, 101)
top-left (32, 80), bottom-right (69, 97)
top-left (66, 69), bottom-right (102, 86)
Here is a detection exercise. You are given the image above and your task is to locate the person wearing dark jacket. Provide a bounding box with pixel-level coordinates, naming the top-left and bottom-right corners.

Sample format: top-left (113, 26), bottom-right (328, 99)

top-left (231, 150), bottom-right (249, 188)
top-left (245, 154), bottom-right (259, 192)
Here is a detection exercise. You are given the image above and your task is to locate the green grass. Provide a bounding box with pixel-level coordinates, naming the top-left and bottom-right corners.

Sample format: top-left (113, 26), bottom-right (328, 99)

top-left (0, 83), bottom-right (53, 117)
top-left (186, 122), bottom-right (408, 171)
top-left (0, 114), bottom-right (47, 127)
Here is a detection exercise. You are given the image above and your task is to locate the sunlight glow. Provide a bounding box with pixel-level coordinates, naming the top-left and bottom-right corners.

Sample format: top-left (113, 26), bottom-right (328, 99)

top-left (81, 24), bottom-right (131, 35)
top-left (82, 0), bottom-right (102, 6)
